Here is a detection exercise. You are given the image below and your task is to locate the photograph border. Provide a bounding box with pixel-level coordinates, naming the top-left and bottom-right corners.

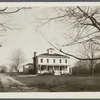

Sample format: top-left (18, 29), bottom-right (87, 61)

top-left (0, 1), bottom-right (100, 99)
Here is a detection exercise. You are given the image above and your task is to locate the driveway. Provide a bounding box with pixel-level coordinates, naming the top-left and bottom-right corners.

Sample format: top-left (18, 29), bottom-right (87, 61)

top-left (0, 73), bottom-right (39, 92)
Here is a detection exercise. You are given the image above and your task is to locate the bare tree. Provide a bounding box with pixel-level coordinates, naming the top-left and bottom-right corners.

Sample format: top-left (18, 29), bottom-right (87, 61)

top-left (9, 49), bottom-right (26, 73)
top-left (78, 41), bottom-right (100, 75)
top-left (35, 6), bottom-right (100, 60)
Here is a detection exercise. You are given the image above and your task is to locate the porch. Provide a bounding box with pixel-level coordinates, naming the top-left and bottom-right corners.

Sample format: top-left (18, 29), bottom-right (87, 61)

top-left (38, 65), bottom-right (68, 75)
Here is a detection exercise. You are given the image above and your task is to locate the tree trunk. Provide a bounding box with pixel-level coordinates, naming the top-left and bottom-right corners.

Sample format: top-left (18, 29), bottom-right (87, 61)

top-left (90, 60), bottom-right (94, 76)
top-left (15, 67), bottom-right (17, 73)
top-left (91, 68), bottom-right (94, 76)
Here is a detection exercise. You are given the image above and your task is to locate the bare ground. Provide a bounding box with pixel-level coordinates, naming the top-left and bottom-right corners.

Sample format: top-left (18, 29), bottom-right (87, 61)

top-left (0, 73), bottom-right (40, 92)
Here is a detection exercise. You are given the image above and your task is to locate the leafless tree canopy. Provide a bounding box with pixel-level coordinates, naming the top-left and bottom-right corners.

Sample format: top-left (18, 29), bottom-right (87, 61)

top-left (0, 7), bottom-right (31, 31)
top-left (35, 6), bottom-right (100, 60)
top-left (78, 41), bottom-right (99, 75)
top-left (0, 7), bottom-right (31, 47)
top-left (10, 49), bottom-right (26, 72)
top-left (79, 41), bottom-right (100, 59)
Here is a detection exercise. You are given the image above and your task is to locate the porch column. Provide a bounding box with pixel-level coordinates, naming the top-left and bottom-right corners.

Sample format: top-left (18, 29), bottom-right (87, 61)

top-left (70, 66), bottom-right (72, 74)
top-left (59, 66), bottom-right (60, 74)
top-left (53, 66), bottom-right (54, 75)
top-left (53, 66), bottom-right (54, 71)
top-left (65, 66), bottom-right (66, 74)
top-left (40, 65), bottom-right (41, 74)
top-left (46, 65), bottom-right (48, 73)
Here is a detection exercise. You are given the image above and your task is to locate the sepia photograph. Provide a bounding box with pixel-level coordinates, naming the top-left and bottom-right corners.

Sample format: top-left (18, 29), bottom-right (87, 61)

top-left (0, 3), bottom-right (100, 98)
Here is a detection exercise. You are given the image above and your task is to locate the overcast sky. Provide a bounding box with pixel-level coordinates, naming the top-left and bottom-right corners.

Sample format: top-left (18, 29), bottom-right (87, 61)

top-left (0, 7), bottom-right (78, 66)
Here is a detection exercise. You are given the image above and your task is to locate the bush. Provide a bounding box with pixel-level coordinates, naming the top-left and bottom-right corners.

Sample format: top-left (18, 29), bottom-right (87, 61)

top-left (94, 63), bottom-right (100, 75)
top-left (40, 72), bottom-right (54, 75)
top-left (9, 72), bottom-right (17, 76)
top-left (72, 66), bottom-right (91, 75)
top-left (0, 69), bottom-right (5, 73)
top-left (29, 69), bottom-right (34, 74)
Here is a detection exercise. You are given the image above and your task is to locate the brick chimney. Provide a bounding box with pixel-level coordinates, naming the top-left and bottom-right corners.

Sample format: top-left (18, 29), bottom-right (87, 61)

top-left (34, 52), bottom-right (36, 57)
top-left (33, 52), bottom-right (38, 74)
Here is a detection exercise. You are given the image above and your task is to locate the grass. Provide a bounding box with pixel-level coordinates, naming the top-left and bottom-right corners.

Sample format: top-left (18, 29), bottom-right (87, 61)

top-left (0, 78), bottom-right (4, 92)
top-left (14, 75), bottom-right (100, 92)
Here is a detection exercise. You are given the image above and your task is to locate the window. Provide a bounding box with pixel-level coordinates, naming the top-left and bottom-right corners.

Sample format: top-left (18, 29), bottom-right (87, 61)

top-left (65, 60), bottom-right (67, 63)
top-left (53, 59), bottom-right (55, 63)
top-left (47, 59), bottom-right (49, 63)
top-left (59, 59), bottom-right (62, 63)
top-left (41, 59), bottom-right (43, 63)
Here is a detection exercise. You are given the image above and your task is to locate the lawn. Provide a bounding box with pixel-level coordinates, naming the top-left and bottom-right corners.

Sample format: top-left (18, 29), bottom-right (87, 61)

top-left (14, 75), bottom-right (100, 92)
top-left (0, 78), bottom-right (4, 92)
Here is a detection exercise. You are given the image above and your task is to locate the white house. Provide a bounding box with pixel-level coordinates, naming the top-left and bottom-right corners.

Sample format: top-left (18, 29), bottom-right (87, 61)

top-left (33, 48), bottom-right (72, 75)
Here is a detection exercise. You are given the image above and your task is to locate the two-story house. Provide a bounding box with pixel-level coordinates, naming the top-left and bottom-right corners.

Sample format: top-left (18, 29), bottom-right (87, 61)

top-left (33, 48), bottom-right (72, 75)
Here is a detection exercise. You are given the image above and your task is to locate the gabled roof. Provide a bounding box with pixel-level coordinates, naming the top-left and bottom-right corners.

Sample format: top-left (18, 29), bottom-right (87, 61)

top-left (38, 53), bottom-right (69, 58)
top-left (25, 63), bottom-right (33, 66)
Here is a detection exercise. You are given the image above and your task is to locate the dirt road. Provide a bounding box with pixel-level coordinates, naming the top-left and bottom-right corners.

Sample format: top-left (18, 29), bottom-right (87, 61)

top-left (0, 74), bottom-right (39, 92)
